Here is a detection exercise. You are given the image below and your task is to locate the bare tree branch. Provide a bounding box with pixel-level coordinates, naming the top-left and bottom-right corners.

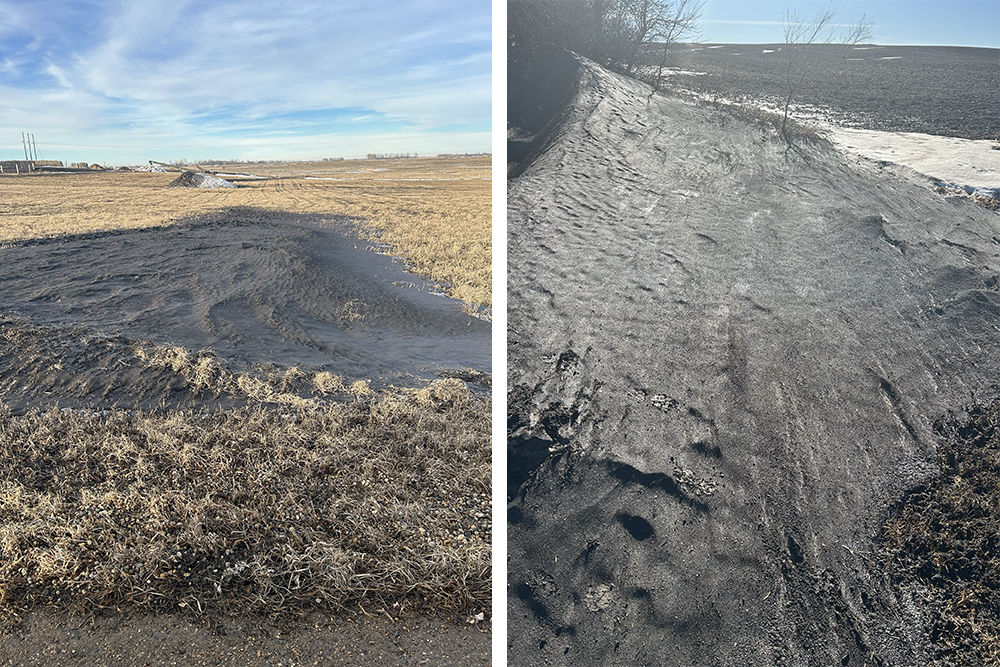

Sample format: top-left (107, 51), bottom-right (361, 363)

top-left (509, 0), bottom-right (704, 75)
top-left (780, 5), bottom-right (873, 144)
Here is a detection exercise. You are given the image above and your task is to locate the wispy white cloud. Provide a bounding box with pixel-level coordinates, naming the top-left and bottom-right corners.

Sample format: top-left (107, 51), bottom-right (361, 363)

top-left (701, 19), bottom-right (866, 28)
top-left (0, 0), bottom-right (491, 163)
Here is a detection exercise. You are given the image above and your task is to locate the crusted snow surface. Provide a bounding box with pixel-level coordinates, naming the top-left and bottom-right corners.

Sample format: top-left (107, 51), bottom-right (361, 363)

top-left (827, 127), bottom-right (1000, 191)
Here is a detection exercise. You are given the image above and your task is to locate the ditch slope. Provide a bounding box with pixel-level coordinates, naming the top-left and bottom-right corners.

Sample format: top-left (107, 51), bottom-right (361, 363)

top-left (508, 54), bottom-right (1000, 666)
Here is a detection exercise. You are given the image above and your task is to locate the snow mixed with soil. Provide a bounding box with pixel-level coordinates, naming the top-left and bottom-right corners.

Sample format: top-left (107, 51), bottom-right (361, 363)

top-left (167, 171), bottom-right (236, 189)
top-left (507, 52), bottom-right (1000, 666)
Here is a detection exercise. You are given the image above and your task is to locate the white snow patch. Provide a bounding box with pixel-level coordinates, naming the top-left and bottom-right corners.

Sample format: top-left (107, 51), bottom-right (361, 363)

top-left (828, 128), bottom-right (1000, 190)
top-left (880, 56), bottom-right (902, 60)
top-left (190, 174), bottom-right (236, 189)
top-left (762, 49), bottom-right (775, 53)
top-left (636, 66), bottom-right (707, 78)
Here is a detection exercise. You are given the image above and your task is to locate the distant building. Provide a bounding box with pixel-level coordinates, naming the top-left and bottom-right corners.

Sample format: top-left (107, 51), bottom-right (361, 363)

top-left (0, 160), bottom-right (63, 174)
top-left (0, 160), bottom-right (33, 173)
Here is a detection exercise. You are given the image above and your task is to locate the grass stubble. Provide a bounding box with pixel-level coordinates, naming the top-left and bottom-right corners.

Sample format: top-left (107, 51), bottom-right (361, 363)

top-left (0, 156), bottom-right (492, 625)
top-left (0, 379), bottom-right (490, 619)
top-left (882, 400), bottom-right (1000, 666)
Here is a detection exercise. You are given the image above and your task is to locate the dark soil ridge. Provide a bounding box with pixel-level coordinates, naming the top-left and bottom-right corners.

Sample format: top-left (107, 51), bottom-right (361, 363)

top-left (0, 315), bottom-right (341, 414)
top-left (507, 54), bottom-right (1000, 665)
top-left (0, 207), bottom-right (490, 396)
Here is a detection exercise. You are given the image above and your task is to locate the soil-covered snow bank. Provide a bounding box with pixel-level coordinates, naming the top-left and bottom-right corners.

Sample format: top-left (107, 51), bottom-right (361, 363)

top-left (0, 208), bottom-right (490, 408)
top-left (508, 54), bottom-right (1000, 666)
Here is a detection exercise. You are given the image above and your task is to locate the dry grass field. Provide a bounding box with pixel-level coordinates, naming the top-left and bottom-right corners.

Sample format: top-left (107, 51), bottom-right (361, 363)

top-left (0, 156), bottom-right (492, 634)
top-left (0, 156), bottom-right (491, 307)
top-left (0, 381), bottom-right (490, 615)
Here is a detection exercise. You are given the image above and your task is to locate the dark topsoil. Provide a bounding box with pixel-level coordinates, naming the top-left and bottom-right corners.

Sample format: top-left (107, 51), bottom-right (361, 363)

top-left (508, 52), bottom-right (1000, 666)
top-left (649, 43), bottom-right (1000, 140)
top-left (0, 207), bottom-right (490, 412)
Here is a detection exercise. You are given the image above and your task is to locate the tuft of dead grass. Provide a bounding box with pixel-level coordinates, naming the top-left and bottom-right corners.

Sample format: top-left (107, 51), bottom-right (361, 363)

top-left (881, 399), bottom-right (1000, 666)
top-left (313, 372), bottom-right (347, 396)
top-left (136, 345), bottom-right (352, 408)
top-left (934, 185), bottom-right (1000, 212)
top-left (0, 385), bottom-right (491, 618)
top-left (709, 100), bottom-right (829, 144)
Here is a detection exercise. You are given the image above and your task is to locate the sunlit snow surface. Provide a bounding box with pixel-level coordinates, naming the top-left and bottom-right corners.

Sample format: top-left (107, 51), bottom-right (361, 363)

top-left (825, 127), bottom-right (1000, 196)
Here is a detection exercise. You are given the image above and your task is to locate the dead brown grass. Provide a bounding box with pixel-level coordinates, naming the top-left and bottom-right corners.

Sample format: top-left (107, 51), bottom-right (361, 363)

top-left (0, 156), bottom-right (491, 306)
top-left (706, 99), bottom-right (828, 144)
top-left (0, 384), bottom-right (491, 618)
top-left (882, 400), bottom-right (1000, 666)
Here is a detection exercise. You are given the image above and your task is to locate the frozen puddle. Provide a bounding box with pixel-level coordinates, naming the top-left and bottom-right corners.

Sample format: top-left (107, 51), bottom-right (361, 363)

top-left (826, 127), bottom-right (1000, 195)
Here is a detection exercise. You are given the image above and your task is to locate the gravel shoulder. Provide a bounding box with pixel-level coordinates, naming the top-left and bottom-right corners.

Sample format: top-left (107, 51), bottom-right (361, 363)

top-left (1, 609), bottom-right (490, 666)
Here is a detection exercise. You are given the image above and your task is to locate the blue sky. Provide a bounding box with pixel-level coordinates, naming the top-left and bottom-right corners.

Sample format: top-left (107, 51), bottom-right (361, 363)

top-left (0, 0), bottom-right (490, 165)
top-left (698, 1), bottom-right (1000, 47)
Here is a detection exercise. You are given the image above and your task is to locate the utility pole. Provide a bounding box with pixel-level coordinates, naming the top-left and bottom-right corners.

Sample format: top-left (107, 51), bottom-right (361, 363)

top-left (31, 134), bottom-right (37, 160)
top-left (22, 132), bottom-right (28, 160)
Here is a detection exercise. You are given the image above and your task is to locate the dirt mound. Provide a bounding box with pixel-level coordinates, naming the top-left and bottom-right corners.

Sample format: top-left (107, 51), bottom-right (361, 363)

top-left (168, 171), bottom-right (236, 188)
top-left (0, 208), bottom-right (490, 410)
top-left (135, 163), bottom-right (168, 172)
top-left (508, 54), bottom-right (1000, 665)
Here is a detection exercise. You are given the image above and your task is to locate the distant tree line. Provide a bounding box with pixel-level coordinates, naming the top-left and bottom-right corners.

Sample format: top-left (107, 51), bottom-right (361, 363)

top-left (509, 0), bottom-right (703, 73)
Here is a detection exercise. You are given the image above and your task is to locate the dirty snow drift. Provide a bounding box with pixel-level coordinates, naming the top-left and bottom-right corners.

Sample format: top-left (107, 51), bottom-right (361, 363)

top-left (508, 52), bottom-right (1000, 666)
top-left (0, 208), bottom-right (490, 411)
